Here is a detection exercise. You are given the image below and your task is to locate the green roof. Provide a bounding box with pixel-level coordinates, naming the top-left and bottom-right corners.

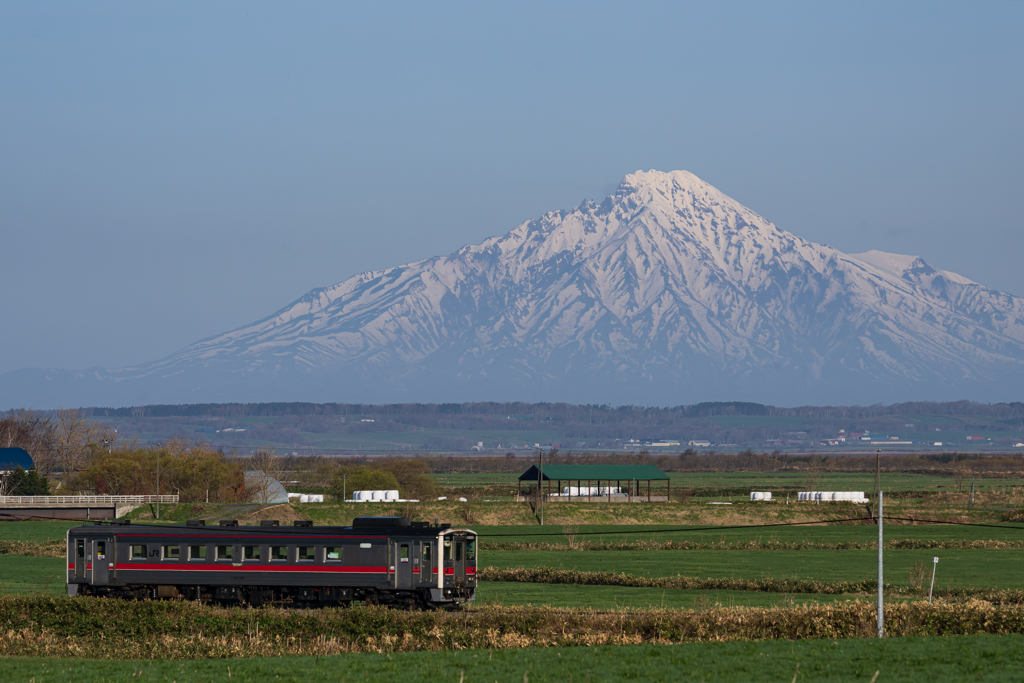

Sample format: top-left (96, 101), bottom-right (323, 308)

top-left (518, 464), bottom-right (669, 481)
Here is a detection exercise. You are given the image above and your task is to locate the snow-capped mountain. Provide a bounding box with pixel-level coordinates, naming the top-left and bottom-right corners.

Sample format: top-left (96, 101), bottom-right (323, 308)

top-left (6, 169), bottom-right (1024, 408)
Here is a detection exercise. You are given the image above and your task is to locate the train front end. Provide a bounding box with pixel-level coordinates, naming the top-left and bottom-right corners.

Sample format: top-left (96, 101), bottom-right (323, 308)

top-left (436, 527), bottom-right (477, 604)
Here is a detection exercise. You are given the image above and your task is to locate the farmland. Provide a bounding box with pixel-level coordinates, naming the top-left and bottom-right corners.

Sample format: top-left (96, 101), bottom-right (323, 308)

top-left (2, 465), bottom-right (1024, 682)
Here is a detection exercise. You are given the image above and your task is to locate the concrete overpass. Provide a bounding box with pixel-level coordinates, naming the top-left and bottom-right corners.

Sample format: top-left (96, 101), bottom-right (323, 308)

top-left (0, 495), bottom-right (179, 520)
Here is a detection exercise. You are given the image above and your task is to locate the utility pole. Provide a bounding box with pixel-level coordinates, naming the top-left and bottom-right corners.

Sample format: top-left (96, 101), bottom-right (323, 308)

top-left (538, 449), bottom-right (545, 525)
top-left (344, 474), bottom-right (347, 503)
top-left (970, 478), bottom-right (975, 508)
top-left (156, 450), bottom-right (160, 521)
top-left (876, 449), bottom-right (883, 638)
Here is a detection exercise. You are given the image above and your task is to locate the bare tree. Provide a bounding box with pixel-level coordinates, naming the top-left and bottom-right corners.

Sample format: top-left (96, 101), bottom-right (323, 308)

top-left (247, 447), bottom-right (284, 504)
top-left (52, 408), bottom-right (118, 479)
top-left (953, 464), bottom-right (969, 493)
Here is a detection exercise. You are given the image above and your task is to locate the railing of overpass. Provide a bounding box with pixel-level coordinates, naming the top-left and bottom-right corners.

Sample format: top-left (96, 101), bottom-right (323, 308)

top-left (0, 495), bottom-right (179, 505)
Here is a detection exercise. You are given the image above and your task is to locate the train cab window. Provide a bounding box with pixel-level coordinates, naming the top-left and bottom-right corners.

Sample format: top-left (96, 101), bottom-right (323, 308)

top-left (76, 540), bottom-right (85, 558)
top-left (466, 538), bottom-right (476, 562)
top-left (216, 545), bottom-right (233, 561)
top-left (443, 538), bottom-right (453, 561)
top-left (131, 545), bottom-right (146, 560)
top-left (326, 547), bottom-right (342, 561)
top-left (189, 545), bottom-right (207, 561)
top-left (244, 546), bottom-right (260, 561)
top-left (455, 542), bottom-right (463, 562)
top-left (162, 545), bottom-right (180, 560)
top-left (422, 544), bottom-right (431, 564)
top-left (297, 546), bottom-right (315, 562)
top-left (270, 546), bottom-right (287, 561)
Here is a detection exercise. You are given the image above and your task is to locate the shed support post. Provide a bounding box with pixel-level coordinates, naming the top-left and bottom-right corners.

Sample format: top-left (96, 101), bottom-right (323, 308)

top-left (608, 481), bottom-right (611, 503)
top-left (667, 478), bottom-right (671, 503)
top-left (517, 480), bottom-right (521, 501)
top-left (648, 480), bottom-right (651, 503)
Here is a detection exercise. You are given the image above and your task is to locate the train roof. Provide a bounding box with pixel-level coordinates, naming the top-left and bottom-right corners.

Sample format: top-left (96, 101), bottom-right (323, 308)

top-left (69, 516), bottom-right (472, 537)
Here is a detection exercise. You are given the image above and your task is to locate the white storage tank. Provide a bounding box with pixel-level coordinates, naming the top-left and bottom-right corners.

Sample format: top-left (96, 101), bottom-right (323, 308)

top-left (385, 490), bottom-right (400, 501)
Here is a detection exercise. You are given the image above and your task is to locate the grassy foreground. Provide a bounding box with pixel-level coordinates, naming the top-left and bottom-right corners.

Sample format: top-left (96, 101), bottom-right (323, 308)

top-left (6, 634), bottom-right (1024, 682)
top-left (3, 596), bottom-right (1024, 659)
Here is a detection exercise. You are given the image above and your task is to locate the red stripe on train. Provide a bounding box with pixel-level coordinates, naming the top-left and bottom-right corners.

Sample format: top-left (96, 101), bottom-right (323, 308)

top-left (114, 563), bottom-right (388, 573)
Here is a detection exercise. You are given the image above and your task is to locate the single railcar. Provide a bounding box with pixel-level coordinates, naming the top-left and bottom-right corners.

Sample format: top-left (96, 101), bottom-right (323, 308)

top-left (66, 516), bottom-right (476, 608)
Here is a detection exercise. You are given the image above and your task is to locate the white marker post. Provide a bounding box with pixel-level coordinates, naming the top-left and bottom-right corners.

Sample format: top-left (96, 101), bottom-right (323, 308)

top-left (929, 557), bottom-right (939, 604)
top-left (876, 449), bottom-right (883, 638)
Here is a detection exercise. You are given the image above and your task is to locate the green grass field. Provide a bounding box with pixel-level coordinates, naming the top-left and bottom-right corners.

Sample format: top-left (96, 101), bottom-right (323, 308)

top-left (482, 548), bottom-right (1024, 590)
top-left (5, 635), bottom-right (1024, 681)
top-left (0, 555), bottom-right (65, 595)
top-left (477, 582), bottom-right (876, 609)
top-left (474, 522), bottom-right (1024, 545)
top-left (0, 521), bottom-right (78, 543)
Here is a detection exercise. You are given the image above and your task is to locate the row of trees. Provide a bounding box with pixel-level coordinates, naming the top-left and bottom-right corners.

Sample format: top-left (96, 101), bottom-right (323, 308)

top-left (67, 439), bottom-right (247, 502)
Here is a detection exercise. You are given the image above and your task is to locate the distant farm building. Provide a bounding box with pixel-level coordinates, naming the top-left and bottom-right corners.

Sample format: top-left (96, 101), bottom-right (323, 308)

top-left (518, 464), bottom-right (671, 502)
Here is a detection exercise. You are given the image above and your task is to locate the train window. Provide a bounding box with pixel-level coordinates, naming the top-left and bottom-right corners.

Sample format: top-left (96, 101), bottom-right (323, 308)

top-left (96, 541), bottom-right (106, 559)
top-left (244, 546), bottom-right (260, 561)
top-left (455, 542), bottom-right (463, 562)
top-left (422, 544), bottom-right (431, 564)
top-left (297, 546), bottom-right (314, 561)
top-left (399, 545), bottom-right (409, 562)
top-left (466, 538), bottom-right (476, 561)
top-left (162, 545), bottom-right (180, 560)
top-left (270, 546), bottom-right (287, 561)
top-left (443, 538), bottom-right (453, 561)
top-left (326, 547), bottom-right (342, 561)
top-left (76, 540), bottom-right (84, 558)
top-left (189, 545), bottom-right (207, 561)
top-left (131, 545), bottom-right (146, 560)
top-left (216, 545), bottom-right (233, 561)
top-left (359, 543), bottom-right (372, 549)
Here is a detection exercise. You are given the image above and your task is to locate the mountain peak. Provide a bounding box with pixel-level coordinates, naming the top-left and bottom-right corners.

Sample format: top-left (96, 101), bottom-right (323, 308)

top-left (5, 171), bottom-right (1021, 408)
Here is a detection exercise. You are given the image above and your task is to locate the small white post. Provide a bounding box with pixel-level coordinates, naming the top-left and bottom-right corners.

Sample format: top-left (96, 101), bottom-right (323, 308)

top-left (929, 557), bottom-right (939, 604)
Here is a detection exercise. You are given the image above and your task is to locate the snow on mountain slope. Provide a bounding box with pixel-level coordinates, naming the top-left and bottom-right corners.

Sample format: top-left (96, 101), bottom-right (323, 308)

top-left (5, 169), bottom-right (1024, 408)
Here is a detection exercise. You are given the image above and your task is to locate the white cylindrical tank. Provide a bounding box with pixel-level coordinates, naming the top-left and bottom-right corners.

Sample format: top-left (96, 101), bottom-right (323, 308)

top-left (371, 490), bottom-right (384, 500)
top-left (385, 490), bottom-right (400, 501)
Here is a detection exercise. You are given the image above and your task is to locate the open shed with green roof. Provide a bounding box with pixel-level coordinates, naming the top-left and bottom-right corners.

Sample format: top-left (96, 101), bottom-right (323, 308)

top-left (517, 464), bottom-right (671, 502)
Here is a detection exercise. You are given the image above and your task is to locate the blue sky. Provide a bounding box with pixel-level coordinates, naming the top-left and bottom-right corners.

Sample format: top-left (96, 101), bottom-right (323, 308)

top-left (1, 1), bottom-right (1022, 375)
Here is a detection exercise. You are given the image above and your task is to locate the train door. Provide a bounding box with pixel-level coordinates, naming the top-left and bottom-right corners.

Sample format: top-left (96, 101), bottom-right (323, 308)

top-left (417, 541), bottom-right (432, 584)
top-left (396, 542), bottom-right (412, 589)
top-left (74, 537), bottom-right (86, 579)
top-left (452, 534), bottom-right (466, 584)
top-left (90, 536), bottom-right (113, 585)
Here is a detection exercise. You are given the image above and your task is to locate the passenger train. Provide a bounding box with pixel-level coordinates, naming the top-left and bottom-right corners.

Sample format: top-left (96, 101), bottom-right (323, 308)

top-left (66, 516), bottom-right (477, 608)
